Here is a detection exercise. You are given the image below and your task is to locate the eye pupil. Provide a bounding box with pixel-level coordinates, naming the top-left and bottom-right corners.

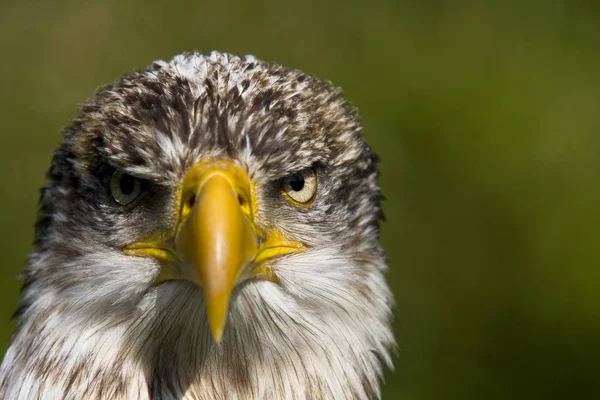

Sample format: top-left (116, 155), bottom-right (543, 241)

top-left (119, 174), bottom-right (136, 195)
top-left (289, 175), bottom-right (305, 191)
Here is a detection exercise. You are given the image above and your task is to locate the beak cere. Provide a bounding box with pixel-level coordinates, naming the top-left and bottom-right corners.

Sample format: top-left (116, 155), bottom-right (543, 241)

top-left (175, 161), bottom-right (258, 342)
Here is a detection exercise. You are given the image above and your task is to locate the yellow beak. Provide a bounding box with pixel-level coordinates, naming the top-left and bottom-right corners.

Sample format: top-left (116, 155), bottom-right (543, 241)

top-left (175, 160), bottom-right (258, 342)
top-left (125, 160), bottom-right (305, 342)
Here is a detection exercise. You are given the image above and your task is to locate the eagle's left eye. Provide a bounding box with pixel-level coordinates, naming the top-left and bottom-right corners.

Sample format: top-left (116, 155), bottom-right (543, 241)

top-left (110, 170), bottom-right (142, 205)
top-left (282, 168), bottom-right (317, 205)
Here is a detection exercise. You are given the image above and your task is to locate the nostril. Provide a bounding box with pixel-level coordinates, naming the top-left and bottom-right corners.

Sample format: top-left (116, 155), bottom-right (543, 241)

top-left (238, 194), bottom-right (246, 206)
top-left (186, 193), bottom-right (196, 209)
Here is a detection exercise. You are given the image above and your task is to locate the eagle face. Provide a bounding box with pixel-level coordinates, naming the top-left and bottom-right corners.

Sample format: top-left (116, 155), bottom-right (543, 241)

top-left (0, 52), bottom-right (394, 399)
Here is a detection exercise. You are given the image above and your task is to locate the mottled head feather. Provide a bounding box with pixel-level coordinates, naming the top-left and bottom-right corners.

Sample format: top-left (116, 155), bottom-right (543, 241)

top-left (0, 51), bottom-right (394, 399)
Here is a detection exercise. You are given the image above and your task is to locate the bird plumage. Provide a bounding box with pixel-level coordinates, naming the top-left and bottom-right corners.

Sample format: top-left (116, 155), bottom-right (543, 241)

top-left (0, 51), bottom-right (394, 399)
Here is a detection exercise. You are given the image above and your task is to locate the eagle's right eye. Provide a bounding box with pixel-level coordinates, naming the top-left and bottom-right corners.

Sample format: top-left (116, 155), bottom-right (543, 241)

top-left (110, 170), bottom-right (142, 205)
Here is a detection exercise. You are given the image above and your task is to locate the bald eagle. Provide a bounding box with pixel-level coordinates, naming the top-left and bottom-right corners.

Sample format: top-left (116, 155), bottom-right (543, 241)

top-left (0, 52), bottom-right (395, 399)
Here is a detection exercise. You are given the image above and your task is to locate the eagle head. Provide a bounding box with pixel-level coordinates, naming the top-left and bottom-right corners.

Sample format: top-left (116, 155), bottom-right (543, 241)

top-left (0, 52), bottom-right (394, 399)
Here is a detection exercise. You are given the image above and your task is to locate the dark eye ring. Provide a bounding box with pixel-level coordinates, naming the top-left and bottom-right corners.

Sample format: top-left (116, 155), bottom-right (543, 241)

top-left (110, 170), bottom-right (142, 205)
top-left (281, 168), bottom-right (317, 205)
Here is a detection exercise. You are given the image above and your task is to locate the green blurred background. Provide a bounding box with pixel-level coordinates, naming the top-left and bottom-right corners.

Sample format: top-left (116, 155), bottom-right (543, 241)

top-left (1, 0), bottom-right (599, 398)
